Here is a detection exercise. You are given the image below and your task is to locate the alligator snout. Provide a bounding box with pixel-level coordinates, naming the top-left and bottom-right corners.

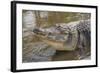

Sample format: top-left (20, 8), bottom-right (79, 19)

top-left (33, 28), bottom-right (46, 36)
top-left (33, 28), bottom-right (40, 33)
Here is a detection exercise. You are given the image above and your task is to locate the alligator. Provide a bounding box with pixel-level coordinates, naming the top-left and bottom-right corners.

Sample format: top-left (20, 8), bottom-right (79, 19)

top-left (33, 19), bottom-right (91, 59)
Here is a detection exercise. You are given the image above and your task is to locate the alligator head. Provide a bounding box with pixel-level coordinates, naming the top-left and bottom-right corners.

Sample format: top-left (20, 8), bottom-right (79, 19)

top-left (33, 23), bottom-right (79, 51)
